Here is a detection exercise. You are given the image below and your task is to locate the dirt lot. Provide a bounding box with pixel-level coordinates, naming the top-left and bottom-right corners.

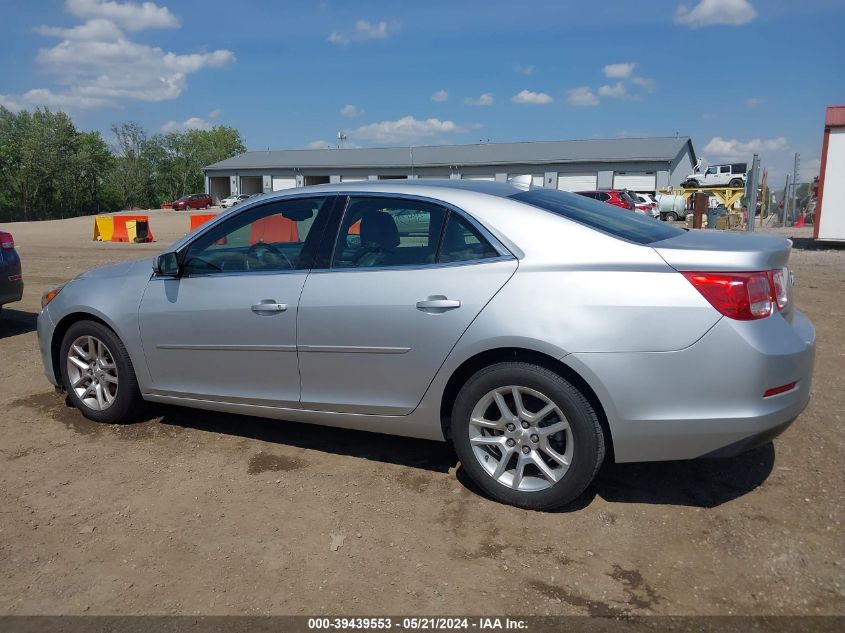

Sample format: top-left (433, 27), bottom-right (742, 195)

top-left (1, 211), bottom-right (843, 616)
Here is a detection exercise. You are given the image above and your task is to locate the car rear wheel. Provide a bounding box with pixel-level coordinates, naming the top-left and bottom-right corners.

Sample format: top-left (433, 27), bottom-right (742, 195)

top-left (685, 180), bottom-right (699, 189)
top-left (451, 362), bottom-right (605, 510)
top-left (729, 179), bottom-right (744, 188)
top-left (59, 320), bottom-right (144, 423)
top-left (665, 211), bottom-right (679, 221)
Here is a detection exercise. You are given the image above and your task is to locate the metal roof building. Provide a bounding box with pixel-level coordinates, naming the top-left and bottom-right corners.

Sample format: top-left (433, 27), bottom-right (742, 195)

top-left (203, 136), bottom-right (697, 204)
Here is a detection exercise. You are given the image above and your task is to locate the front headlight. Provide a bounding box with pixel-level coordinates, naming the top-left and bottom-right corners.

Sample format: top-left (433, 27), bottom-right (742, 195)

top-left (41, 284), bottom-right (65, 308)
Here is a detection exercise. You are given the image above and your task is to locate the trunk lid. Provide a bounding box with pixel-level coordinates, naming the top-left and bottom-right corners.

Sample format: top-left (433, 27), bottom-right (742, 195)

top-left (651, 230), bottom-right (792, 272)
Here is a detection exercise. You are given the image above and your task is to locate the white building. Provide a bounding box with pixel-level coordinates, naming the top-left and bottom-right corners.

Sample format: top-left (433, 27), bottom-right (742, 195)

top-left (203, 136), bottom-right (698, 205)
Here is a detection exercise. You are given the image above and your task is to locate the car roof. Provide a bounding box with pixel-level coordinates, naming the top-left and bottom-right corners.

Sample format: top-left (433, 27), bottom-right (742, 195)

top-left (294, 178), bottom-right (525, 197)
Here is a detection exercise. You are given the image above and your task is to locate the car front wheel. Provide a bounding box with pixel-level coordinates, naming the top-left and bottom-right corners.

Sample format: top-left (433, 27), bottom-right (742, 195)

top-left (59, 320), bottom-right (144, 423)
top-left (451, 362), bottom-right (605, 510)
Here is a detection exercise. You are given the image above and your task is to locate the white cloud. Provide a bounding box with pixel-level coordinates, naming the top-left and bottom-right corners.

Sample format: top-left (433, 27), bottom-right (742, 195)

top-left (0, 88), bottom-right (110, 111)
top-left (161, 116), bottom-right (212, 132)
top-left (603, 62), bottom-right (636, 79)
top-left (511, 89), bottom-right (552, 105)
top-left (631, 76), bottom-right (656, 92)
top-left (675, 0), bottom-right (756, 27)
top-left (347, 116), bottom-right (467, 144)
top-left (2, 5), bottom-right (235, 110)
top-left (35, 18), bottom-right (124, 41)
top-left (464, 93), bottom-right (494, 106)
top-left (305, 140), bottom-right (332, 149)
top-left (513, 63), bottom-right (535, 76)
top-left (208, 107), bottom-right (221, 119)
top-left (703, 136), bottom-right (787, 160)
top-left (566, 86), bottom-right (599, 107)
top-left (65, 0), bottom-right (180, 31)
top-left (328, 19), bottom-right (400, 45)
top-left (431, 89), bottom-right (448, 102)
top-left (745, 97), bottom-right (763, 108)
top-left (340, 104), bottom-right (363, 118)
top-left (597, 82), bottom-right (628, 99)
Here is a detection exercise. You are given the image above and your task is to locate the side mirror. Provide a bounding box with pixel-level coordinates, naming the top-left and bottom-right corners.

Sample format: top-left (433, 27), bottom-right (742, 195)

top-left (153, 252), bottom-right (180, 276)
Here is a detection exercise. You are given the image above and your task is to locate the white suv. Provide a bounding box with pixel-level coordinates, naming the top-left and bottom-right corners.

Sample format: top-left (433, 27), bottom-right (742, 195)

top-left (683, 163), bottom-right (747, 189)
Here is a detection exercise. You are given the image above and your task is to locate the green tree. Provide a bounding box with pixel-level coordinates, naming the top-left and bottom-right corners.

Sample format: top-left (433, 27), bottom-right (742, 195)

top-left (147, 126), bottom-right (245, 205)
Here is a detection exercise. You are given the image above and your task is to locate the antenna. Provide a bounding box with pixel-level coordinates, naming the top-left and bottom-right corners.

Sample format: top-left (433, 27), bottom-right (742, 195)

top-left (336, 131), bottom-right (347, 149)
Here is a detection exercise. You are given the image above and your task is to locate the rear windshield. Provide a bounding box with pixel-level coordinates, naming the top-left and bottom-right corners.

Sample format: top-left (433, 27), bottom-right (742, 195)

top-left (510, 189), bottom-right (683, 245)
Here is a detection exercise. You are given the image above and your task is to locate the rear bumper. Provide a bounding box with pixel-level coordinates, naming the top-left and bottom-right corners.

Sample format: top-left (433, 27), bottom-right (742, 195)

top-left (0, 278), bottom-right (24, 306)
top-left (567, 309), bottom-right (816, 463)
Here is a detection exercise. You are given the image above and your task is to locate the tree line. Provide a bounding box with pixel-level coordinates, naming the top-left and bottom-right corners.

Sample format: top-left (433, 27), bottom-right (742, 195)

top-left (0, 107), bottom-right (246, 223)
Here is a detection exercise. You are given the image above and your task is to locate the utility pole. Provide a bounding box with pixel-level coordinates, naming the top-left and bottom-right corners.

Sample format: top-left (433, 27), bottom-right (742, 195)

top-left (782, 174), bottom-right (790, 227)
top-left (790, 152), bottom-right (800, 223)
top-left (746, 154), bottom-right (760, 232)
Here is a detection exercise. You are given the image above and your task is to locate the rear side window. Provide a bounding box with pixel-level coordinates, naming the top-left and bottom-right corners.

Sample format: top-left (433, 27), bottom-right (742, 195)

top-left (330, 197), bottom-right (501, 269)
top-left (331, 198), bottom-right (447, 268)
top-left (510, 189), bottom-right (683, 245)
top-left (439, 213), bottom-right (499, 263)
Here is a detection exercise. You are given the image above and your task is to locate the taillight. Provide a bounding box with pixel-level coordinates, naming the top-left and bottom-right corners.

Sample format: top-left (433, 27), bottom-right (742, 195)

top-left (769, 267), bottom-right (789, 310)
top-left (0, 231), bottom-right (14, 249)
top-left (683, 270), bottom-right (790, 320)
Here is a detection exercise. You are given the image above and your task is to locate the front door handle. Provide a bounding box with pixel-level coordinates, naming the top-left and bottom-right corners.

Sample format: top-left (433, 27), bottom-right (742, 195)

top-left (416, 296), bottom-right (461, 312)
top-left (251, 301), bottom-right (287, 314)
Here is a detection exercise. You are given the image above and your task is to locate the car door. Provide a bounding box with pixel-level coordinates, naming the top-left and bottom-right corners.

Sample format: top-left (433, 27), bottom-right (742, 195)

top-left (138, 195), bottom-right (335, 406)
top-left (297, 195), bottom-right (518, 415)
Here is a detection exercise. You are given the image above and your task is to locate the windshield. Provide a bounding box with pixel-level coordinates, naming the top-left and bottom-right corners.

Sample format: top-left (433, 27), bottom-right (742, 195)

top-left (510, 189), bottom-right (683, 245)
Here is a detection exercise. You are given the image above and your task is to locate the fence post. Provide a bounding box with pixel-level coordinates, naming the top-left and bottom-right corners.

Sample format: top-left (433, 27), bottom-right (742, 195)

top-left (692, 192), bottom-right (707, 229)
top-left (746, 154), bottom-right (760, 232)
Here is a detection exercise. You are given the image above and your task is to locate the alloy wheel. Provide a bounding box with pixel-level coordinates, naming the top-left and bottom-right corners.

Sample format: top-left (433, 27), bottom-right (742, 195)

top-left (468, 385), bottom-right (573, 492)
top-left (66, 335), bottom-right (119, 411)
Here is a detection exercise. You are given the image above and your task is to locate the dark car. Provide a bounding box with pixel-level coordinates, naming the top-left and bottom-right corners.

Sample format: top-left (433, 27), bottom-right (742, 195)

top-left (172, 194), bottom-right (213, 210)
top-left (0, 230), bottom-right (23, 315)
top-left (575, 189), bottom-right (637, 211)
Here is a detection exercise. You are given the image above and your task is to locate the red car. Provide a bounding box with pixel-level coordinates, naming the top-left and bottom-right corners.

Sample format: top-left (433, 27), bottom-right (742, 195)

top-left (575, 189), bottom-right (637, 211)
top-left (171, 194), bottom-right (212, 210)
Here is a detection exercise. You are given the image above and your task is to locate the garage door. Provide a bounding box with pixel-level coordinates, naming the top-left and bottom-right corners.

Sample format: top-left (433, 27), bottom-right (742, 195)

top-left (613, 172), bottom-right (656, 192)
top-left (557, 173), bottom-right (597, 192)
top-left (341, 176), bottom-right (368, 182)
top-left (272, 177), bottom-right (297, 191)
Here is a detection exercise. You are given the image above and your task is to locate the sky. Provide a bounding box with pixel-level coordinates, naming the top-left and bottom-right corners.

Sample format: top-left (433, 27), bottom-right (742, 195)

top-left (1, 0), bottom-right (844, 183)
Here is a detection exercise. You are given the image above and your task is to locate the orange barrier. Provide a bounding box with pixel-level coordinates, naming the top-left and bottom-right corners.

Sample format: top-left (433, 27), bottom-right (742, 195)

top-left (190, 213), bottom-right (216, 231)
top-left (249, 214), bottom-right (299, 244)
top-left (111, 215), bottom-right (154, 243)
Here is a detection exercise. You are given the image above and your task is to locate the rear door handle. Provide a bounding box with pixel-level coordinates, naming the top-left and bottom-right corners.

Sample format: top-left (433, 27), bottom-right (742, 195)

top-left (251, 301), bottom-right (287, 314)
top-left (416, 296), bottom-right (461, 312)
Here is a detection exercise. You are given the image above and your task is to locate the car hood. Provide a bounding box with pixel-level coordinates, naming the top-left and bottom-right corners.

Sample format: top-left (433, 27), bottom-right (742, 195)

top-left (74, 257), bottom-right (154, 281)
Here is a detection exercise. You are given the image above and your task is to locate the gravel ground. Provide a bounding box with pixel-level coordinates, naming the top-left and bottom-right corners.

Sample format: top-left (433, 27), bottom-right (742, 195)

top-left (0, 210), bottom-right (843, 616)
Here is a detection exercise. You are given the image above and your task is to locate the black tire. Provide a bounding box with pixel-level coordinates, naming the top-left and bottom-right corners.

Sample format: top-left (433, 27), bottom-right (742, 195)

top-left (451, 362), bottom-right (605, 510)
top-left (729, 179), bottom-right (744, 188)
top-left (665, 211), bottom-right (679, 221)
top-left (685, 180), bottom-right (699, 189)
top-left (59, 320), bottom-right (144, 423)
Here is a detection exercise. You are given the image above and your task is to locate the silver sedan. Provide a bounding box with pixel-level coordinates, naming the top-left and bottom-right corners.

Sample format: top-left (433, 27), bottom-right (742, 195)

top-left (37, 181), bottom-right (815, 510)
